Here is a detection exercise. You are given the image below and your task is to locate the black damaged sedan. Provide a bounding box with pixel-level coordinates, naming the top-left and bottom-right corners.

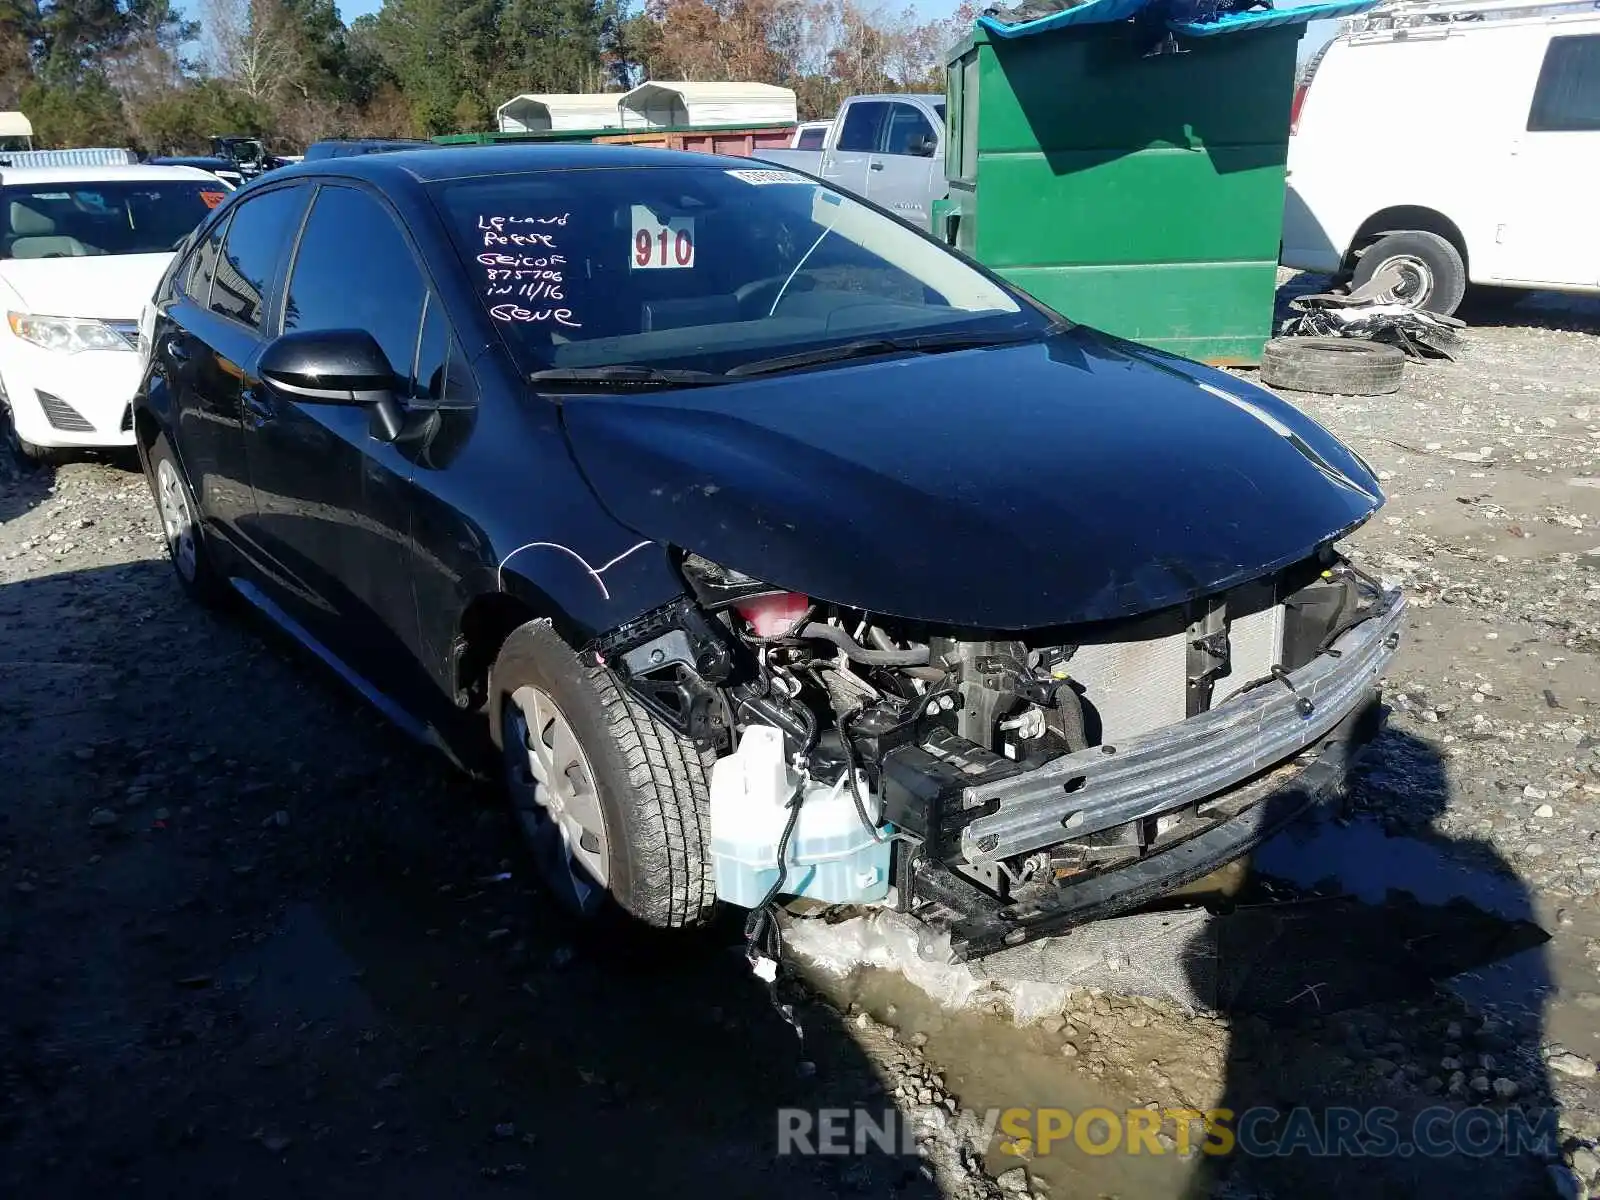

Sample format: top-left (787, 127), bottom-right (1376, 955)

top-left (134, 145), bottom-right (1403, 955)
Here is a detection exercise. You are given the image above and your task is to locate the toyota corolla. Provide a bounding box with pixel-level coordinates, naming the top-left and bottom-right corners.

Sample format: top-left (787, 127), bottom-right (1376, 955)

top-left (133, 146), bottom-right (1402, 957)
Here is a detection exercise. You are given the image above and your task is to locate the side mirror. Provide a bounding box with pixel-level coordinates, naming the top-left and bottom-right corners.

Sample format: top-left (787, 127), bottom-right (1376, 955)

top-left (259, 328), bottom-right (405, 440)
top-left (912, 133), bottom-right (937, 158)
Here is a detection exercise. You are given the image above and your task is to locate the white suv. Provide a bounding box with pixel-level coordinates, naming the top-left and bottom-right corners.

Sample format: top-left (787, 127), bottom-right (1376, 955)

top-left (0, 164), bottom-right (226, 462)
top-left (1282, 0), bottom-right (1600, 315)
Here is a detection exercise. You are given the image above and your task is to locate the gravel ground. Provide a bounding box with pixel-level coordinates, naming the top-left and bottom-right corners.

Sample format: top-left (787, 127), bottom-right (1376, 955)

top-left (2, 286), bottom-right (1598, 1199)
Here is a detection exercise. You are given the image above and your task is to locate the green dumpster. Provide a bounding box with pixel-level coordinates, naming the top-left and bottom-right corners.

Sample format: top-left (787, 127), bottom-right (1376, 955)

top-left (941, 0), bottom-right (1375, 365)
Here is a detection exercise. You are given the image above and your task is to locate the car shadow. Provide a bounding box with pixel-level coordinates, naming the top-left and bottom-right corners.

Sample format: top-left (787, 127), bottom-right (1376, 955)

top-left (0, 558), bottom-right (945, 1199)
top-left (1179, 725), bottom-right (1559, 1199)
top-left (1456, 288), bottom-right (1600, 337)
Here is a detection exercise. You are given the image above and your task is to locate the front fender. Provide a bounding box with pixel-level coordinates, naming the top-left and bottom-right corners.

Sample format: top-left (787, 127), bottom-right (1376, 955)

top-left (495, 534), bottom-right (683, 644)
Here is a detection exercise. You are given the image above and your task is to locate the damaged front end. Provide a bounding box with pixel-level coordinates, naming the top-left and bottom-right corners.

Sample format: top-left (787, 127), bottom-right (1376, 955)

top-left (589, 547), bottom-right (1402, 959)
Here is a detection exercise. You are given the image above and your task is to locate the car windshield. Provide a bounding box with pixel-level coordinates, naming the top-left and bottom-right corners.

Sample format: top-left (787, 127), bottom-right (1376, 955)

top-left (0, 180), bottom-right (226, 259)
top-left (431, 164), bottom-right (1049, 376)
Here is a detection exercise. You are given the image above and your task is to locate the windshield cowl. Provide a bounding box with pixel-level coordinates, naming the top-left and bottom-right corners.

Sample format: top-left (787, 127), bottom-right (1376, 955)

top-left (528, 365), bottom-right (727, 390)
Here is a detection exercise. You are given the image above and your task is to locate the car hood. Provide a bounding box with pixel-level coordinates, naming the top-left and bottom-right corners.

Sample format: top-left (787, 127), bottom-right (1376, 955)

top-left (0, 253), bottom-right (174, 321)
top-left (559, 328), bottom-right (1384, 629)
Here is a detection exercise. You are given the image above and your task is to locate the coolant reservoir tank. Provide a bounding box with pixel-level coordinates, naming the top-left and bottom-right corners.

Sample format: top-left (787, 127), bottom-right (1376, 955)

top-left (709, 725), bottom-right (892, 908)
top-left (734, 592), bottom-right (809, 638)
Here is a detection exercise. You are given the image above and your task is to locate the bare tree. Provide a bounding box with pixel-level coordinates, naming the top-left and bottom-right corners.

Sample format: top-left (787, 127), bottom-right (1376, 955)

top-left (106, 4), bottom-right (191, 146)
top-left (202, 0), bottom-right (301, 105)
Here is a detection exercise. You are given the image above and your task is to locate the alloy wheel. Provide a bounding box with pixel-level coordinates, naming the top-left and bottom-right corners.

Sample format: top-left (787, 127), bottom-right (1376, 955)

top-left (503, 685), bottom-right (609, 916)
top-left (155, 458), bottom-right (198, 582)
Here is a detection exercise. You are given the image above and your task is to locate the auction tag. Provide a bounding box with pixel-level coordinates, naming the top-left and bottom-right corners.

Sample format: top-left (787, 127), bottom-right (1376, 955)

top-left (725, 168), bottom-right (808, 186)
top-left (199, 190), bottom-right (226, 209)
top-left (630, 205), bottom-right (694, 270)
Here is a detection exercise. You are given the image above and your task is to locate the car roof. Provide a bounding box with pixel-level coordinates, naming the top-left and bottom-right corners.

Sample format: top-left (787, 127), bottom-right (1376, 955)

top-left (848, 93), bottom-right (944, 104)
top-left (149, 156), bottom-right (233, 166)
top-left (266, 142), bottom-right (761, 187)
top-left (0, 164), bottom-right (222, 185)
top-left (309, 137), bottom-right (429, 147)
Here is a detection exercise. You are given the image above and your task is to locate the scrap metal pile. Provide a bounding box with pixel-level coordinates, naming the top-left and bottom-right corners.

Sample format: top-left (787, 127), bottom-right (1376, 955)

top-left (1281, 266), bottom-right (1467, 361)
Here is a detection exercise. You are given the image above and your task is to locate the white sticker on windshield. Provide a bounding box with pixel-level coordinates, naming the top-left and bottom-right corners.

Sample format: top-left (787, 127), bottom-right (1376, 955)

top-left (631, 205), bottom-right (695, 270)
top-left (724, 168), bottom-right (809, 186)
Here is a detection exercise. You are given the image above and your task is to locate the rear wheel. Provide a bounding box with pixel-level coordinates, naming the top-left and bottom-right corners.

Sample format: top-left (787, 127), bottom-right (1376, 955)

top-left (1351, 230), bottom-right (1466, 315)
top-left (145, 433), bottom-right (228, 606)
top-left (490, 621), bottom-right (717, 930)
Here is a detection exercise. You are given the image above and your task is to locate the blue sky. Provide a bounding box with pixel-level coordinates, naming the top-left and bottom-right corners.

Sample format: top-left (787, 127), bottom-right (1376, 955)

top-left (181, 0), bottom-right (1336, 60)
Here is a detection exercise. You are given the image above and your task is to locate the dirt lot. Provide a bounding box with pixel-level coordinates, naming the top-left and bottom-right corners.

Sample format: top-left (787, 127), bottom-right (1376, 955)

top-left (2, 286), bottom-right (1599, 1199)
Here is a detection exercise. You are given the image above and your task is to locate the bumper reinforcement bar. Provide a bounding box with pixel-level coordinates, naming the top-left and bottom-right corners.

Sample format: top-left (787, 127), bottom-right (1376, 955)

top-left (955, 591), bottom-right (1406, 866)
top-left (913, 694), bottom-right (1384, 959)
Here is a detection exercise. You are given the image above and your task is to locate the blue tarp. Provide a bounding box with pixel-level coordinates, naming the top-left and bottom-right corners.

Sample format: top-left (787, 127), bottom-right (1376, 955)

top-left (977, 0), bottom-right (1380, 40)
top-left (1172, 0), bottom-right (1380, 37)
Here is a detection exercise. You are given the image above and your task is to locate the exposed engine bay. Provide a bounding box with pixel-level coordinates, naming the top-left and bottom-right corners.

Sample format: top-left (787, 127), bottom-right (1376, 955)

top-left (590, 545), bottom-right (1403, 957)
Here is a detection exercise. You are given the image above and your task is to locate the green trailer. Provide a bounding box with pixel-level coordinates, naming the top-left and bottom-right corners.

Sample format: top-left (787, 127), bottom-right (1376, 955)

top-left (937, 0), bottom-right (1375, 365)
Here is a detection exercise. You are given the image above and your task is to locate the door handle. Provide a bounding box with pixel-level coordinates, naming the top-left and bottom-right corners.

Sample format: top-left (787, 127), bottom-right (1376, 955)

top-left (164, 338), bottom-right (191, 364)
top-left (869, 161), bottom-right (884, 171)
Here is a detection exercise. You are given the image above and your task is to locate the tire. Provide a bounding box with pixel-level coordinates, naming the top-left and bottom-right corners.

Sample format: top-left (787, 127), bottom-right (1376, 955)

top-left (144, 432), bottom-right (229, 606)
top-left (1351, 230), bottom-right (1467, 315)
top-left (489, 620), bottom-right (717, 931)
top-left (1, 394), bottom-right (63, 467)
top-left (1260, 337), bottom-right (1406, 396)
top-left (13, 436), bottom-right (64, 467)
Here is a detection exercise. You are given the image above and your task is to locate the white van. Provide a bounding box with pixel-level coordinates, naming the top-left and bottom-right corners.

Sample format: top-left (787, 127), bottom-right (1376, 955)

top-left (1281, 0), bottom-right (1600, 314)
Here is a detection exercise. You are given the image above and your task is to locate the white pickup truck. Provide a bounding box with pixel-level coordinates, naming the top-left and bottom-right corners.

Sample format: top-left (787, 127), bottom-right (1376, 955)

top-left (757, 93), bottom-right (948, 228)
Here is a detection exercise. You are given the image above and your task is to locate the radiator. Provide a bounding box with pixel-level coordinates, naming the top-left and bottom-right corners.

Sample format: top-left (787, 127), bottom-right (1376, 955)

top-left (1065, 581), bottom-right (1285, 743)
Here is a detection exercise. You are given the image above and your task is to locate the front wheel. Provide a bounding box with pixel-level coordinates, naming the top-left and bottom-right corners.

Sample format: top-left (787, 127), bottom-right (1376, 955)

top-left (1351, 230), bottom-right (1467, 315)
top-left (1, 392), bottom-right (63, 467)
top-left (490, 621), bottom-right (717, 930)
top-left (12, 435), bottom-right (64, 467)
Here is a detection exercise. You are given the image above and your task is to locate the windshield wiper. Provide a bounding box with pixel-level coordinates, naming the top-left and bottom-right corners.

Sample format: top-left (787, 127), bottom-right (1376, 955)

top-left (724, 338), bottom-right (903, 378)
top-left (725, 325), bottom-right (1062, 379)
top-left (528, 365), bottom-right (727, 389)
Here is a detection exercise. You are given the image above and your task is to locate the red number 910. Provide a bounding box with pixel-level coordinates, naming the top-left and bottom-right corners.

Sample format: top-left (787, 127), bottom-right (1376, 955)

top-left (635, 227), bottom-right (692, 266)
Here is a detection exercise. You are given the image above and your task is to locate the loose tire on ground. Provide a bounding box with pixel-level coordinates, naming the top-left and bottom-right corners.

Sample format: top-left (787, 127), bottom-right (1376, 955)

top-left (1260, 337), bottom-right (1406, 396)
top-left (144, 432), bottom-right (229, 606)
top-left (489, 620), bottom-right (718, 931)
top-left (1352, 230), bottom-right (1467, 316)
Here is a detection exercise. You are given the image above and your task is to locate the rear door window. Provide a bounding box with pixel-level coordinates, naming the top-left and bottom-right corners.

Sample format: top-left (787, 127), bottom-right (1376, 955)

top-left (836, 102), bottom-right (888, 152)
top-left (1528, 34), bottom-right (1600, 131)
top-left (881, 103), bottom-right (935, 157)
top-left (185, 212), bottom-right (231, 307)
top-left (283, 185), bottom-right (428, 384)
top-left (208, 186), bottom-right (309, 330)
